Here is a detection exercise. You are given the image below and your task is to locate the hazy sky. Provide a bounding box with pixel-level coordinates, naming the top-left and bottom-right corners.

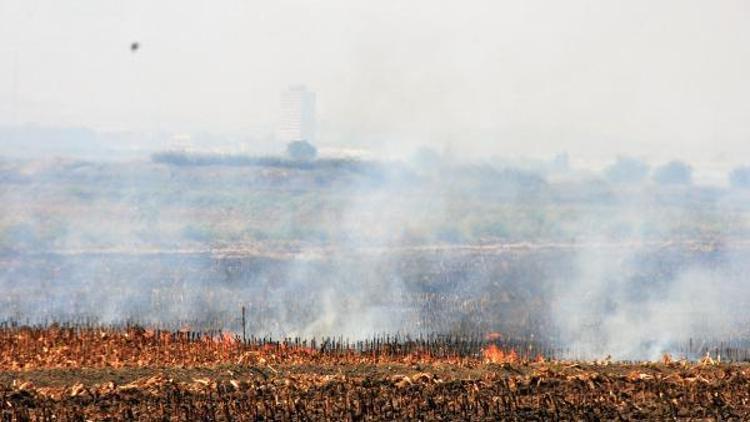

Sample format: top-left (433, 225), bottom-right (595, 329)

top-left (1, 0), bottom-right (749, 162)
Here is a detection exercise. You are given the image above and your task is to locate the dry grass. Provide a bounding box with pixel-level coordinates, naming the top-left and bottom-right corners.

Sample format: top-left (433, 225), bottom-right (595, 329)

top-left (2, 326), bottom-right (749, 420)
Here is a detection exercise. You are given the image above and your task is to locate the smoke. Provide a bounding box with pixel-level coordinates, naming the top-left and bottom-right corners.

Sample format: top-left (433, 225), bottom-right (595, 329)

top-left (2, 152), bottom-right (750, 361)
top-left (549, 190), bottom-right (750, 360)
top-left (3, 1), bottom-right (750, 163)
top-left (2, 1), bottom-right (750, 359)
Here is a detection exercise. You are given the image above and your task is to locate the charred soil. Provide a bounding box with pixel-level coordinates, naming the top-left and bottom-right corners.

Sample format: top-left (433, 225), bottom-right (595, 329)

top-left (1, 326), bottom-right (749, 420)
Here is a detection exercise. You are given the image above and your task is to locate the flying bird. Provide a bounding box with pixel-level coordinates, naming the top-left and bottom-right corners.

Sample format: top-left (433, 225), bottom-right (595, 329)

top-left (130, 42), bottom-right (140, 53)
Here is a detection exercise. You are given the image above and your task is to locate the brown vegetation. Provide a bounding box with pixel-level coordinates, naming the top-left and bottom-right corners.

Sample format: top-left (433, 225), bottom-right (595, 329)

top-left (2, 326), bottom-right (750, 420)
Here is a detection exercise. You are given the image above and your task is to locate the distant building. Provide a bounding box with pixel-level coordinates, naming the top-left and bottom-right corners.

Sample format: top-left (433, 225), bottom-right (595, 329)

top-left (278, 85), bottom-right (316, 144)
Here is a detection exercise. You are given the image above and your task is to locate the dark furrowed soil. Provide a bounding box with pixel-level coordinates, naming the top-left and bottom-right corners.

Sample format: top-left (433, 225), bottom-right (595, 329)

top-left (0, 363), bottom-right (513, 387)
top-left (2, 361), bottom-right (742, 387)
top-left (3, 362), bottom-right (750, 420)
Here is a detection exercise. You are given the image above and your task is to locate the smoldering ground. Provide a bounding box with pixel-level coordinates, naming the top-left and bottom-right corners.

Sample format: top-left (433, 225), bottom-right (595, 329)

top-left (3, 0), bottom-right (750, 362)
top-left (2, 156), bottom-right (750, 361)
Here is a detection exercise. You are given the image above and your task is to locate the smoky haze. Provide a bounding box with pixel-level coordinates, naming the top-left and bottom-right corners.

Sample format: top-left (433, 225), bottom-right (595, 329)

top-left (1, 0), bottom-right (750, 162)
top-left (1, 1), bottom-right (750, 361)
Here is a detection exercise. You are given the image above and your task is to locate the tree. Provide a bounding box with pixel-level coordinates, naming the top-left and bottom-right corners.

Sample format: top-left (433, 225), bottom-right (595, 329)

top-left (653, 161), bottom-right (692, 185)
top-left (604, 156), bottom-right (650, 184)
top-left (286, 141), bottom-right (317, 161)
top-left (730, 166), bottom-right (750, 189)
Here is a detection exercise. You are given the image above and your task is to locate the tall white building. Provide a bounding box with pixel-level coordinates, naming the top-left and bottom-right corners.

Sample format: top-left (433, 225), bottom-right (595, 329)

top-left (278, 85), bottom-right (316, 144)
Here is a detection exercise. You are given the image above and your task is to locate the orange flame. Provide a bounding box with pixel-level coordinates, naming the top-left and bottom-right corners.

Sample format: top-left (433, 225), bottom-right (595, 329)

top-left (482, 344), bottom-right (519, 364)
top-left (262, 343), bottom-right (276, 351)
top-left (221, 332), bottom-right (236, 346)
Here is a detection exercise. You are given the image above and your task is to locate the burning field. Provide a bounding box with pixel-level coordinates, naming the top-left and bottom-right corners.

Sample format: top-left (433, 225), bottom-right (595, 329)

top-left (4, 157), bottom-right (750, 420)
top-left (4, 0), bottom-right (750, 418)
top-left (3, 241), bottom-right (750, 419)
top-left (2, 325), bottom-right (750, 420)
